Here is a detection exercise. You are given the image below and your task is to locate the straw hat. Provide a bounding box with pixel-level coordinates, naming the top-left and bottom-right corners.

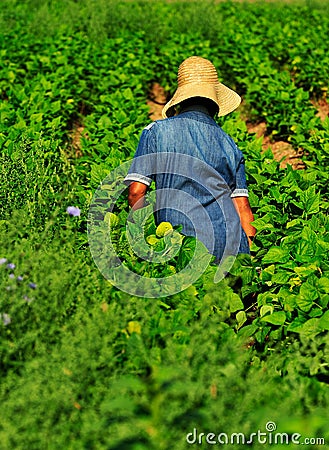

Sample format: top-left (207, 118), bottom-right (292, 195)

top-left (162, 56), bottom-right (241, 119)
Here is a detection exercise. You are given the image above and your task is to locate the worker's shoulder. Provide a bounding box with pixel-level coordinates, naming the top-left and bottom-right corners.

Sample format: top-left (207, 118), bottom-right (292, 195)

top-left (142, 117), bottom-right (174, 133)
top-left (143, 122), bottom-right (156, 131)
top-left (216, 125), bottom-right (240, 148)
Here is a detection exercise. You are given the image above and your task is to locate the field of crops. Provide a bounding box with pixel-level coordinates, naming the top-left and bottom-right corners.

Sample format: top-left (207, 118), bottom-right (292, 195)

top-left (1, 0), bottom-right (329, 448)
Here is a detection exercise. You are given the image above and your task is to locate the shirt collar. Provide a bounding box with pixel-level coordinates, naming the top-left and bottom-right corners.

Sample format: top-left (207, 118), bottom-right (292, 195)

top-left (178, 104), bottom-right (213, 117)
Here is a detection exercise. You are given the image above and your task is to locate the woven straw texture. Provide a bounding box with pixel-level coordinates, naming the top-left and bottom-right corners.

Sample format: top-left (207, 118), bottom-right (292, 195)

top-left (162, 56), bottom-right (241, 118)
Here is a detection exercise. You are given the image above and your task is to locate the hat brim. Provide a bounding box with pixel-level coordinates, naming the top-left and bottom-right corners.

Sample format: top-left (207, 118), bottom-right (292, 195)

top-left (162, 82), bottom-right (241, 119)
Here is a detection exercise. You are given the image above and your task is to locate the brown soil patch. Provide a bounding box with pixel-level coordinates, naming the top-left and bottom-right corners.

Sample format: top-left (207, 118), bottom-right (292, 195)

top-left (246, 121), bottom-right (305, 169)
top-left (311, 96), bottom-right (329, 121)
top-left (69, 120), bottom-right (87, 157)
top-left (147, 82), bottom-right (167, 121)
top-left (267, 141), bottom-right (304, 169)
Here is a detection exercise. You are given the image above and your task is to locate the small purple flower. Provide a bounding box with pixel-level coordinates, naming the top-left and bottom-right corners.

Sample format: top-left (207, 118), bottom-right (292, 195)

top-left (67, 206), bottom-right (81, 217)
top-left (1, 313), bottom-right (11, 326)
top-left (0, 258), bottom-right (7, 265)
top-left (6, 263), bottom-right (15, 270)
top-left (29, 282), bottom-right (37, 289)
top-left (17, 276), bottom-right (24, 282)
top-left (9, 273), bottom-right (15, 279)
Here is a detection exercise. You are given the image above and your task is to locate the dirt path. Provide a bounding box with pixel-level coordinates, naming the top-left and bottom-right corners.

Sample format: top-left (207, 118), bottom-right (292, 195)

top-left (246, 121), bottom-right (304, 169)
top-left (147, 82), bottom-right (167, 121)
top-left (311, 97), bottom-right (329, 121)
top-left (70, 120), bottom-right (85, 157)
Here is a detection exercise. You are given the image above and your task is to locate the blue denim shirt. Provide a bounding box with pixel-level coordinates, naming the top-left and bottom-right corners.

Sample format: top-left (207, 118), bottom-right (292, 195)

top-left (124, 107), bottom-right (250, 261)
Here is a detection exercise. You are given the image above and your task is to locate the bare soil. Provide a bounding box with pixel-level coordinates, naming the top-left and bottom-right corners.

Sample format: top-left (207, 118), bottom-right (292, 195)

top-left (246, 121), bottom-right (305, 169)
top-left (69, 120), bottom-right (88, 158)
top-left (311, 96), bottom-right (329, 121)
top-left (147, 82), bottom-right (168, 121)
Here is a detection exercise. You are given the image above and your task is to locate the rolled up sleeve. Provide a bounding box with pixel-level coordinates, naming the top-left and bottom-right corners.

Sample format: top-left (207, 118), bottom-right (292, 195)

top-left (124, 123), bottom-right (156, 186)
top-left (231, 155), bottom-right (249, 198)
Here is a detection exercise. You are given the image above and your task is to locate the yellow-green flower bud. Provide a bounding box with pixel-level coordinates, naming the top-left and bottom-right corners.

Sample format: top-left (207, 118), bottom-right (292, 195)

top-left (146, 235), bottom-right (159, 246)
top-left (104, 212), bottom-right (120, 227)
top-left (156, 222), bottom-right (173, 237)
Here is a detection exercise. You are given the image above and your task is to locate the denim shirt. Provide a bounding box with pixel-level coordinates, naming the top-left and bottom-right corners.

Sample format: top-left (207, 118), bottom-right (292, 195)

top-left (124, 107), bottom-right (250, 261)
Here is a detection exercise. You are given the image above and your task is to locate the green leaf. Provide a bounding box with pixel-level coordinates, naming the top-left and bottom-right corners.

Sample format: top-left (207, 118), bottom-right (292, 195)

top-left (272, 270), bottom-right (291, 284)
top-left (318, 310), bottom-right (329, 330)
top-left (261, 311), bottom-right (286, 326)
top-left (132, 204), bottom-right (153, 226)
top-left (309, 308), bottom-right (323, 318)
top-left (299, 318), bottom-right (322, 337)
top-left (286, 219), bottom-right (303, 229)
top-left (317, 277), bottom-right (329, 294)
top-left (300, 186), bottom-right (320, 214)
top-left (229, 293), bottom-right (244, 313)
top-left (158, 301), bottom-right (171, 310)
top-left (250, 173), bottom-right (267, 184)
top-left (282, 294), bottom-right (297, 312)
top-left (48, 116), bottom-right (62, 128)
top-left (296, 296), bottom-right (314, 313)
top-left (287, 317), bottom-right (306, 333)
top-left (270, 327), bottom-right (284, 341)
top-left (51, 100), bottom-right (61, 113)
top-left (251, 217), bottom-right (275, 232)
top-left (90, 164), bottom-right (110, 186)
top-left (126, 220), bottom-right (144, 241)
top-left (260, 305), bottom-right (274, 317)
top-left (295, 241), bottom-right (315, 262)
top-left (177, 236), bottom-right (197, 270)
top-left (318, 294), bottom-right (329, 309)
top-left (236, 311), bottom-right (247, 329)
top-left (30, 112), bottom-right (43, 123)
top-left (294, 264), bottom-right (318, 278)
top-left (98, 115), bottom-right (112, 128)
top-left (238, 323), bottom-right (258, 338)
top-left (263, 246), bottom-right (290, 264)
top-left (299, 282), bottom-right (318, 302)
top-left (122, 87), bottom-right (134, 101)
top-left (241, 267), bottom-right (255, 284)
top-left (291, 200), bottom-right (303, 210)
top-left (255, 325), bottom-right (271, 344)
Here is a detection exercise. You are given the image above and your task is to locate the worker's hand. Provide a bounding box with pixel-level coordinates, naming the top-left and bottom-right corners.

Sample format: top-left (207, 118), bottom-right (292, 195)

top-left (128, 181), bottom-right (148, 210)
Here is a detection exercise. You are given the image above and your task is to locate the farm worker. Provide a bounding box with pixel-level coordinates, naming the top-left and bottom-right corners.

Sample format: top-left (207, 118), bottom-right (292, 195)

top-left (124, 56), bottom-right (256, 262)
